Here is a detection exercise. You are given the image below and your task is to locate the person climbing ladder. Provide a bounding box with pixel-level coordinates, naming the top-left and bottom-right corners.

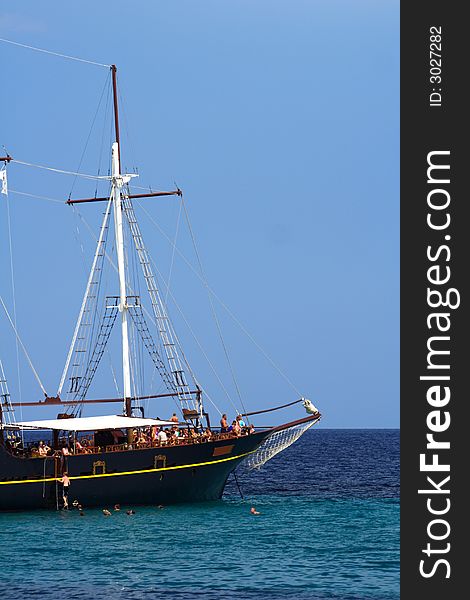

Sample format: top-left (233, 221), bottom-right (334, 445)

top-left (59, 471), bottom-right (70, 509)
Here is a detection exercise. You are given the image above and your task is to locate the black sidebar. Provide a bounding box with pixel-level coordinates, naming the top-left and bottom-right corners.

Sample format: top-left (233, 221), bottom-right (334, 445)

top-left (401, 2), bottom-right (467, 598)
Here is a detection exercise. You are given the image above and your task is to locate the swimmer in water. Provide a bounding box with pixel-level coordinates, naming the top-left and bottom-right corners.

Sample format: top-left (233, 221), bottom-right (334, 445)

top-left (126, 509), bottom-right (135, 515)
top-left (102, 509), bottom-right (112, 516)
top-left (250, 507), bottom-right (260, 515)
top-left (114, 503), bottom-right (121, 511)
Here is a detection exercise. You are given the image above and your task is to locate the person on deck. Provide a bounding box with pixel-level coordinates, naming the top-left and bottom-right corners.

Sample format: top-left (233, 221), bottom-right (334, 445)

top-left (38, 441), bottom-right (50, 456)
top-left (158, 428), bottom-right (168, 446)
top-left (112, 429), bottom-right (125, 445)
top-left (170, 413), bottom-right (179, 423)
top-left (151, 425), bottom-right (158, 445)
top-left (172, 425), bottom-right (180, 441)
top-left (78, 439), bottom-right (92, 453)
top-left (220, 414), bottom-right (228, 433)
top-left (236, 415), bottom-right (246, 428)
top-left (232, 420), bottom-right (241, 436)
top-left (137, 430), bottom-right (147, 447)
top-left (132, 429), bottom-right (139, 445)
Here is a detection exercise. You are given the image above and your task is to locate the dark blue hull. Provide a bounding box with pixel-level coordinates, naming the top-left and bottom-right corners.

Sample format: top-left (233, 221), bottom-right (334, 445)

top-left (0, 431), bottom-right (269, 510)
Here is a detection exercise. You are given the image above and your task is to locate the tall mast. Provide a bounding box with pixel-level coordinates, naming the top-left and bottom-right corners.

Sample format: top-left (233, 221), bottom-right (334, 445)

top-left (111, 65), bottom-right (121, 167)
top-left (111, 65), bottom-right (131, 417)
top-left (59, 64), bottom-right (192, 417)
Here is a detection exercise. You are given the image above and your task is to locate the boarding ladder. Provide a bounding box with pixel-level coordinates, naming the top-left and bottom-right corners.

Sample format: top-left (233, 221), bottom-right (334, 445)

top-left (127, 299), bottom-right (178, 394)
top-left (0, 359), bottom-right (15, 427)
top-left (74, 297), bottom-right (119, 400)
top-left (66, 210), bottom-right (111, 400)
top-left (122, 195), bottom-right (194, 407)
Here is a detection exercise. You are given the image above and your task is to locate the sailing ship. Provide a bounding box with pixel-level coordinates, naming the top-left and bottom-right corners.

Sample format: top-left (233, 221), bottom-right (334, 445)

top-left (0, 59), bottom-right (320, 511)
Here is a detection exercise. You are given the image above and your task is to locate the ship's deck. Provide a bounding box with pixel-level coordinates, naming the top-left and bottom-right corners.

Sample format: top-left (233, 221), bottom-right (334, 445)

top-left (3, 427), bottom-right (258, 459)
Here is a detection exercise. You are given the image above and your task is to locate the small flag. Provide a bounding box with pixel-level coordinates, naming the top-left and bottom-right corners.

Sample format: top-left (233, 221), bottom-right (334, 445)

top-left (0, 169), bottom-right (7, 195)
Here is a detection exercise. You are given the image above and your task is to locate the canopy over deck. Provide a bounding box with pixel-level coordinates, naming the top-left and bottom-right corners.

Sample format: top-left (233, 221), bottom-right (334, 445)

top-left (2, 414), bottom-right (175, 432)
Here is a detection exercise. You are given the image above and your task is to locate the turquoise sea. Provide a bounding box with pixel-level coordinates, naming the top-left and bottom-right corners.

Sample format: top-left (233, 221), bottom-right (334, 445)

top-left (0, 430), bottom-right (399, 599)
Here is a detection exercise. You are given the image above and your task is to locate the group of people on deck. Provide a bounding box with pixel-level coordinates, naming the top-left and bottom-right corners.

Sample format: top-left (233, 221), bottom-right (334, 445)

top-left (128, 412), bottom-right (254, 448)
top-left (220, 413), bottom-right (254, 436)
top-left (9, 411), bottom-right (255, 459)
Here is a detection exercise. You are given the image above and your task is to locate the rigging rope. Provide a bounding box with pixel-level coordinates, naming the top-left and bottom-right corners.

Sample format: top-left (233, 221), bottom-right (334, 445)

top-left (57, 196), bottom-right (113, 399)
top-left (74, 207), bottom-right (224, 416)
top-left (138, 199), bottom-right (303, 398)
top-left (117, 85), bottom-right (138, 175)
top-left (4, 187), bottom-right (24, 434)
top-left (72, 208), bottom-right (186, 416)
top-left (95, 76), bottom-right (113, 195)
top-left (12, 159), bottom-right (110, 181)
top-left (165, 199), bottom-right (183, 306)
top-left (70, 205), bottom-right (88, 283)
top-left (241, 397), bottom-right (305, 417)
top-left (106, 348), bottom-right (121, 397)
top-left (125, 217), bottom-right (144, 410)
top-left (181, 196), bottom-right (247, 417)
top-left (6, 188), bottom-right (302, 403)
top-left (135, 203), bottom-right (243, 413)
top-left (0, 37), bottom-right (110, 68)
top-left (68, 70), bottom-right (111, 199)
top-left (0, 295), bottom-right (47, 396)
top-left (8, 189), bottom-right (64, 204)
top-left (146, 253), bottom-right (231, 417)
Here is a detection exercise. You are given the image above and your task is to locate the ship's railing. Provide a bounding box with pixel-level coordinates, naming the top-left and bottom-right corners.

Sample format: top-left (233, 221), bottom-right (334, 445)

top-left (5, 428), bottom-right (257, 458)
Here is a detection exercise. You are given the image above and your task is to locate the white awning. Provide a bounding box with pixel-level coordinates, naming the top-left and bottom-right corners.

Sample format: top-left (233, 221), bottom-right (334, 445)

top-left (5, 414), bottom-right (175, 432)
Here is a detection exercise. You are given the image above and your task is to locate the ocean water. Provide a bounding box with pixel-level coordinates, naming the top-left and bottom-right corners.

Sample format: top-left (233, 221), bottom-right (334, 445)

top-left (0, 429), bottom-right (399, 599)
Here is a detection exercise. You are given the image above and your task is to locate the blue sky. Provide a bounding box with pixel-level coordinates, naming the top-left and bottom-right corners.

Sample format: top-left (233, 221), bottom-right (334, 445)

top-left (0, 0), bottom-right (399, 427)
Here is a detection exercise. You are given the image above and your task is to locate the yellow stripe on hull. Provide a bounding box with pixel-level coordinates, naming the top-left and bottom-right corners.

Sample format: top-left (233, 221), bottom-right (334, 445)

top-left (0, 449), bottom-right (254, 486)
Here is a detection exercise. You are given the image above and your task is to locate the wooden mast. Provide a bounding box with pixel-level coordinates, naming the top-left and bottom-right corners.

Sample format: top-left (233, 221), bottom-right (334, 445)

top-left (11, 390), bottom-right (201, 408)
top-left (110, 65), bottom-right (132, 419)
top-left (65, 66), bottom-right (181, 204)
top-left (66, 190), bottom-right (182, 205)
top-left (58, 66), bottom-right (182, 420)
top-left (111, 65), bottom-right (121, 168)
top-left (58, 64), bottom-right (182, 419)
